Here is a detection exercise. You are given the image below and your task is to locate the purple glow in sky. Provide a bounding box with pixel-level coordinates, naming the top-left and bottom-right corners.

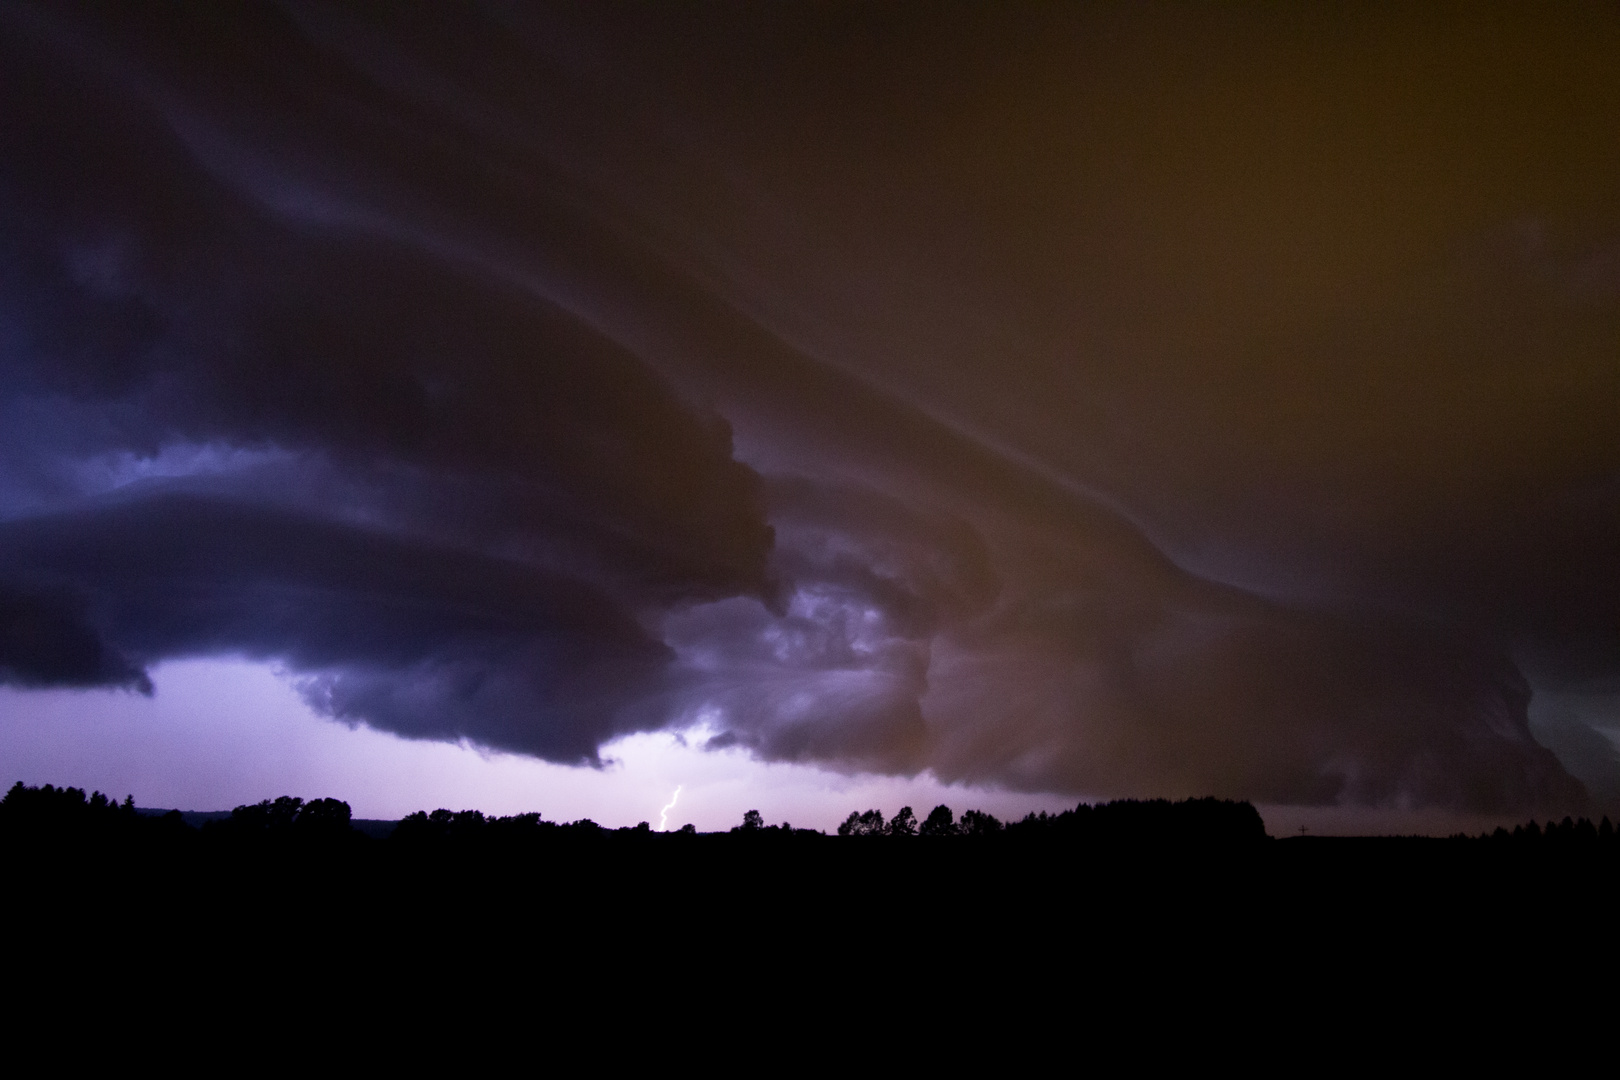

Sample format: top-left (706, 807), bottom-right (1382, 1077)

top-left (0, 659), bottom-right (1083, 830)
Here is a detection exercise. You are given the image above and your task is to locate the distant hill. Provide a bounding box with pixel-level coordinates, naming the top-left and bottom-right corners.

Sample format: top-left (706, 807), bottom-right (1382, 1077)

top-left (136, 806), bottom-right (398, 838)
top-left (136, 808), bottom-right (231, 829)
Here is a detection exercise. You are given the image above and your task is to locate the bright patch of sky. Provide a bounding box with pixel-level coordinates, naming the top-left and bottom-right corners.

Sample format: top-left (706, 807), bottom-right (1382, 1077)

top-left (0, 657), bottom-right (1081, 830)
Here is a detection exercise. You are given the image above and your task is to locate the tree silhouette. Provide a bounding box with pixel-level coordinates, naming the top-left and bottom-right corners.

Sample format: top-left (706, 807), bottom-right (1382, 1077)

top-left (958, 809), bottom-right (1003, 836)
top-left (838, 809), bottom-right (886, 836)
top-left (887, 806), bottom-right (917, 837)
top-left (228, 795), bottom-right (303, 831)
top-left (296, 797), bottom-right (352, 832)
top-left (920, 805), bottom-right (957, 837)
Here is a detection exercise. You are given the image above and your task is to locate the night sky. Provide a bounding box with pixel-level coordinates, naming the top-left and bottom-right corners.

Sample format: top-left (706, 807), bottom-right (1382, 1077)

top-left (2, 4), bottom-right (1617, 831)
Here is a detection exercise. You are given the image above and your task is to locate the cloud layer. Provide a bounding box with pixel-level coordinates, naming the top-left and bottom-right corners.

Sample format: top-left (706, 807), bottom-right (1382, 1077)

top-left (1, 4), bottom-right (1615, 812)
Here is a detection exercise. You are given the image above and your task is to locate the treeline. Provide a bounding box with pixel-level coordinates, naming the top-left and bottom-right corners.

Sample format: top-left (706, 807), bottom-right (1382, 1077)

top-left (831, 798), bottom-right (1268, 844)
top-left (217, 794), bottom-right (354, 834)
top-left (5, 780), bottom-right (1618, 856)
top-left (1478, 816), bottom-right (1617, 848)
top-left (0, 781), bottom-right (143, 834)
top-left (0, 783), bottom-right (360, 850)
top-left (377, 796), bottom-right (1270, 846)
top-left (0, 782), bottom-right (1264, 848)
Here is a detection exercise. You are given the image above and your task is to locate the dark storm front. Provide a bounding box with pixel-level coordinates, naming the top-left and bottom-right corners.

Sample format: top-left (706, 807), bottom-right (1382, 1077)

top-left (3, 5), bottom-right (1619, 839)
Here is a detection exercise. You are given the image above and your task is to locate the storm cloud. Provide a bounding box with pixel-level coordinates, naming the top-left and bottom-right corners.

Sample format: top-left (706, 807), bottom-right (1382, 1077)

top-left (1, 4), bottom-right (1615, 813)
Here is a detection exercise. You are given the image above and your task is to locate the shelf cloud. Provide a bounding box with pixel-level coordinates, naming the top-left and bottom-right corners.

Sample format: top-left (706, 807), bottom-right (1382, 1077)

top-left (2, 4), bottom-right (1615, 813)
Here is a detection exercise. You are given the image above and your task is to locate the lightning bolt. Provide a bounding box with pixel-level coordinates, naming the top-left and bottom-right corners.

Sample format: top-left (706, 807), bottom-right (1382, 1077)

top-left (658, 785), bottom-right (683, 831)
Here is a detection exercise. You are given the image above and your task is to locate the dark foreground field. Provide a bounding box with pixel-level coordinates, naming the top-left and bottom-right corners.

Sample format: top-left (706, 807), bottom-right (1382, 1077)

top-left (8, 782), bottom-right (1614, 939)
top-left (10, 792), bottom-right (1608, 1066)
